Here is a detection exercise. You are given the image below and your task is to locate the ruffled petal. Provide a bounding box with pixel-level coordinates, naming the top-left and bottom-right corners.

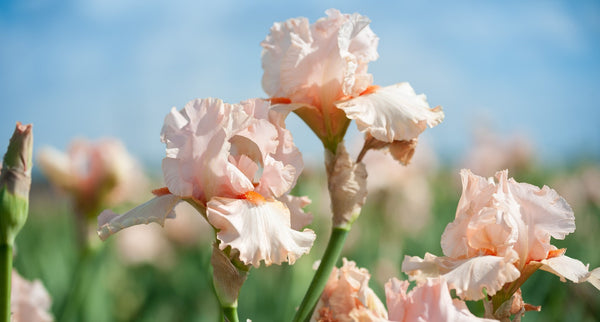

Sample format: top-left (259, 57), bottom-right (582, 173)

top-left (441, 255), bottom-right (521, 300)
top-left (443, 169), bottom-right (498, 259)
top-left (385, 277), bottom-right (496, 322)
top-left (261, 9), bottom-right (377, 107)
top-left (313, 259), bottom-right (388, 322)
top-left (402, 253), bottom-right (521, 300)
top-left (161, 158), bottom-right (194, 197)
top-left (336, 83), bottom-right (444, 142)
top-left (160, 98), bottom-right (254, 202)
top-left (334, 9), bottom-right (379, 96)
top-left (228, 154), bottom-right (259, 183)
top-left (256, 155), bottom-right (296, 198)
top-left (97, 194), bottom-right (181, 241)
top-left (235, 118), bottom-right (279, 159)
top-left (538, 255), bottom-right (590, 283)
top-left (401, 253), bottom-right (446, 280)
top-left (278, 194), bottom-right (313, 231)
top-left (261, 17), bottom-right (312, 98)
top-left (587, 267), bottom-right (600, 290)
top-left (508, 178), bottom-right (575, 261)
top-left (240, 98), bottom-right (305, 197)
top-left (442, 174), bottom-right (520, 260)
top-left (207, 197), bottom-right (315, 267)
top-left (270, 112), bottom-right (305, 188)
top-left (385, 278), bottom-right (410, 321)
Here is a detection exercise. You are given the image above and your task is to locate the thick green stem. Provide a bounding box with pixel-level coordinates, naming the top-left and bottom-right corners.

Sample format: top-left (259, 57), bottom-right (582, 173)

top-left (222, 305), bottom-right (239, 322)
top-left (0, 244), bottom-right (12, 322)
top-left (293, 227), bottom-right (349, 322)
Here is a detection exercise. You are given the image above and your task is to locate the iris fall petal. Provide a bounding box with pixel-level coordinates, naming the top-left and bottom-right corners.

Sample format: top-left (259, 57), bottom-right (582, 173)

top-left (207, 197), bottom-right (315, 267)
top-left (336, 83), bottom-right (444, 142)
top-left (97, 194), bottom-right (181, 241)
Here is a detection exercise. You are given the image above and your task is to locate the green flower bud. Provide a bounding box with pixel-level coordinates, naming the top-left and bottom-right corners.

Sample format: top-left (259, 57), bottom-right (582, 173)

top-left (0, 122), bottom-right (33, 245)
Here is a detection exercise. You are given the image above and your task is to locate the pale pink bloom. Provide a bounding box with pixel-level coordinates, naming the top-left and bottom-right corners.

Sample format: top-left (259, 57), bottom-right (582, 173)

top-left (551, 165), bottom-right (600, 211)
top-left (311, 259), bottom-right (388, 322)
top-left (115, 224), bottom-right (174, 269)
top-left (37, 138), bottom-right (148, 215)
top-left (98, 98), bottom-right (315, 267)
top-left (163, 202), bottom-right (213, 246)
top-left (385, 277), bottom-right (496, 322)
top-left (362, 142), bottom-right (437, 235)
top-left (262, 9), bottom-right (443, 146)
top-left (462, 126), bottom-right (533, 178)
top-left (11, 270), bottom-right (53, 322)
top-left (403, 169), bottom-right (599, 301)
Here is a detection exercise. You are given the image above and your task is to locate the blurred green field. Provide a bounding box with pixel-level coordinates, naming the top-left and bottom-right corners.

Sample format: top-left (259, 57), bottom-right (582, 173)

top-left (13, 161), bottom-right (600, 321)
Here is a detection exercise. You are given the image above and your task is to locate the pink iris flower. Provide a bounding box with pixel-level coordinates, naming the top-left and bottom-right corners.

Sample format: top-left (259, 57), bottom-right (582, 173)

top-left (311, 259), bottom-right (388, 322)
top-left (261, 9), bottom-right (444, 150)
top-left (98, 98), bottom-right (315, 267)
top-left (11, 270), bottom-right (53, 322)
top-left (402, 169), bottom-right (600, 301)
top-left (37, 138), bottom-right (147, 216)
top-left (312, 259), bottom-right (494, 322)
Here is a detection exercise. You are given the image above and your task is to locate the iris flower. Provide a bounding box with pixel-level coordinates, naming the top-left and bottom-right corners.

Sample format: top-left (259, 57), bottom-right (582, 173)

top-left (402, 169), bottom-right (600, 301)
top-left (11, 270), bottom-right (53, 322)
top-left (311, 259), bottom-right (388, 322)
top-left (38, 138), bottom-right (147, 217)
top-left (312, 260), bottom-right (493, 322)
top-left (98, 98), bottom-right (315, 267)
top-left (261, 9), bottom-right (444, 152)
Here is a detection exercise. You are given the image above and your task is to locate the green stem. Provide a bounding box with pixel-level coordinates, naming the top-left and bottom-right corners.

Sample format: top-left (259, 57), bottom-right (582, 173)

top-left (57, 242), bottom-right (102, 321)
top-left (223, 305), bottom-right (239, 322)
top-left (0, 244), bottom-right (12, 322)
top-left (491, 263), bottom-right (541, 314)
top-left (292, 227), bottom-right (349, 322)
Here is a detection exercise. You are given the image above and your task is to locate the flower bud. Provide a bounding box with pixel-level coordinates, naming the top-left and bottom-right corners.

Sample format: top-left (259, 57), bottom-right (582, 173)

top-left (325, 143), bottom-right (367, 229)
top-left (0, 122), bottom-right (33, 245)
top-left (211, 243), bottom-right (248, 307)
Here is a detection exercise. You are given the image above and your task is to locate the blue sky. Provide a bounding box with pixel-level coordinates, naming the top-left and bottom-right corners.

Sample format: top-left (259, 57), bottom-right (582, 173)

top-left (1, 0), bottom-right (599, 169)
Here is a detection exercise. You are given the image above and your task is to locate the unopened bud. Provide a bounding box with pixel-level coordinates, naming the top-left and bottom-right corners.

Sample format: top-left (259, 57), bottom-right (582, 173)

top-left (211, 244), bottom-right (248, 307)
top-left (0, 122), bottom-right (33, 245)
top-left (325, 143), bottom-right (367, 229)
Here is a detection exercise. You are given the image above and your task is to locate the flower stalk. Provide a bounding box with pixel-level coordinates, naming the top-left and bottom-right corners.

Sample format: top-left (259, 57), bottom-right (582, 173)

top-left (57, 242), bottom-right (103, 321)
top-left (0, 244), bottom-right (12, 322)
top-left (294, 143), bottom-right (367, 321)
top-left (292, 227), bottom-right (349, 322)
top-left (489, 262), bottom-right (542, 317)
top-left (222, 306), bottom-right (239, 322)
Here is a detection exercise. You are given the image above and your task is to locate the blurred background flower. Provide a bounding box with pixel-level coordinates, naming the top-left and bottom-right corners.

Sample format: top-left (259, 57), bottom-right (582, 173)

top-left (11, 270), bottom-right (53, 322)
